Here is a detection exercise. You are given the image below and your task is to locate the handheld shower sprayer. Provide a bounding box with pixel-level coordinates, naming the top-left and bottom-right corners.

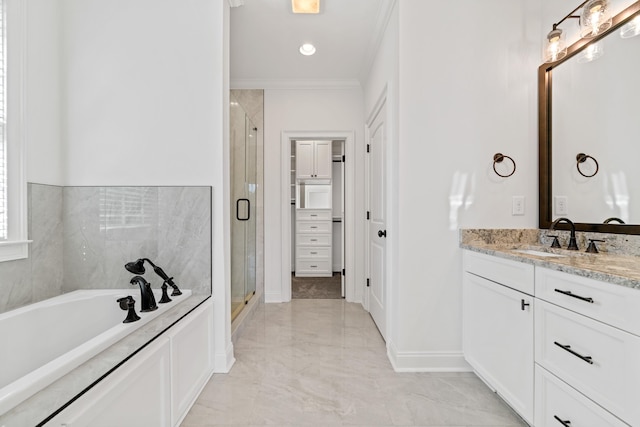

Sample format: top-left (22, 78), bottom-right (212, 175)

top-left (124, 258), bottom-right (183, 296)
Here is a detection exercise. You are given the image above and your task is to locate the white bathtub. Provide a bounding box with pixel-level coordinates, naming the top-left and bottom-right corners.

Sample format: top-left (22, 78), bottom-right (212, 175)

top-left (0, 288), bottom-right (192, 415)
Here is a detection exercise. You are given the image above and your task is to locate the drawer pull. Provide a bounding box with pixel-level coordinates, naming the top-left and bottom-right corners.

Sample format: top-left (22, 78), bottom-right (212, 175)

top-left (310, 251), bottom-right (317, 254)
top-left (554, 288), bottom-right (594, 303)
top-left (521, 299), bottom-right (530, 311)
top-left (553, 341), bottom-right (594, 365)
top-left (553, 415), bottom-right (572, 426)
top-left (311, 226), bottom-right (318, 229)
top-left (310, 265), bottom-right (317, 268)
top-left (310, 214), bottom-right (317, 217)
top-left (310, 239), bottom-right (317, 242)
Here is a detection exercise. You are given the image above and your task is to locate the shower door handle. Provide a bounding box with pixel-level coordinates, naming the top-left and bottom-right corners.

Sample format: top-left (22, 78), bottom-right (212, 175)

top-left (236, 198), bottom-right (250, 221)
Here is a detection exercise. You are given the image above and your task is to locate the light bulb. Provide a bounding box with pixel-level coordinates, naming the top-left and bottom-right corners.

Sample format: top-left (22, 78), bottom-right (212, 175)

top-left (580, 0), bottom-right (612, 38)
top-left (544, 28), bottom-right (567, 63)
top-left (299, 43), bottom-right (316, 56)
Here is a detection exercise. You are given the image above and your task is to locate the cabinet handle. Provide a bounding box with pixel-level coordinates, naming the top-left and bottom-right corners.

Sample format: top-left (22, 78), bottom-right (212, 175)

top-left (310, 251), bottom-right (317, 254)
top-left (310, 214), bottom-right (318, 217)
top-left (310, 239), bottom-right (317, 242)
top-left (554, 288), bottom-right (594, 303)
top-left (553, 341), bottom-right (594, 365)
top-left (311, 226), bottom-right (317, 229)
top-left (521, 299), bottom-right (530, 311)
top-left (553, 415), bottom-right (572, 426)
top-left (311, 265), bottom-right (317, 268)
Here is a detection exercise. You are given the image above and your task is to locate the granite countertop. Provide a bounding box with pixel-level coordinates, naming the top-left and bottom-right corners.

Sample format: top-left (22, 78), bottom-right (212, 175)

top-left (460, 229), bottom-right (640, 291)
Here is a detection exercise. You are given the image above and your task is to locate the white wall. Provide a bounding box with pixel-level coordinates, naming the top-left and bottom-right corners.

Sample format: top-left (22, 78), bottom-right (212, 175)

top-left (364, 0), bottom-right (541, 370)
top-left (59, 0), bottom-right (233, 372)
top-left (25, 0), bottom-right (63, 185)
top-left (263, 87), bottom-right (365, 303)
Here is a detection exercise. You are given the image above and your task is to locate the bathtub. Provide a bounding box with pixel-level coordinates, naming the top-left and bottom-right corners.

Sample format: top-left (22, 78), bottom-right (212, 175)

top-left (0, 288), bottom-right (192, 415)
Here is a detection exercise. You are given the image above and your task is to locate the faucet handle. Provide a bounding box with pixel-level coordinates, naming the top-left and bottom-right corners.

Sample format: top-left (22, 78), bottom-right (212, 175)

top-left (117, 296), bottom-right (141, 323)
top-left (548, 235), bottom-right (561, 248)
top-left (586, 239), bottom-right (605, 254)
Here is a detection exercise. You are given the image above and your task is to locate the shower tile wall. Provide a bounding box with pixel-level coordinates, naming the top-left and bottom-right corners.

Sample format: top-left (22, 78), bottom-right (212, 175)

top-left (0, 184), bottom-right (63, 313)
top-left (63, 186), bottom-right (211, 296)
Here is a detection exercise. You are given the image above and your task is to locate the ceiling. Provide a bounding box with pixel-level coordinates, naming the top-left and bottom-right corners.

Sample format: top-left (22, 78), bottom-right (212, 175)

top-left (229, 0), bottom-right (394, 88)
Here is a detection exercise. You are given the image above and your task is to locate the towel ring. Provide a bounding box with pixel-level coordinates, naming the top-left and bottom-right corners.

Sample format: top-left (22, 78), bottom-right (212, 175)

top-left (576, 153), bottom-right (599, 178)
top-left (493, 153), bottom-right (516, 178)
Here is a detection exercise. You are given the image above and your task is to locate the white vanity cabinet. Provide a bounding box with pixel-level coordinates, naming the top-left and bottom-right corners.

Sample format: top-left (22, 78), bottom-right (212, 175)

top-left (462, 250), bottom-right (534, 425)
top-left (46, 299), bottom-right (213, 427)
top-left (295, 209), bottom-right (332, 277)
top-left (296, 140), bottom-right (331, 180)
top-left (534, 268), bottom-right (640, 427)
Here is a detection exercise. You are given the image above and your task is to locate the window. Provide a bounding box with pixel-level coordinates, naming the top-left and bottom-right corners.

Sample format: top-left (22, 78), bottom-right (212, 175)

top-left (0, 0), bottom-right (28, 262)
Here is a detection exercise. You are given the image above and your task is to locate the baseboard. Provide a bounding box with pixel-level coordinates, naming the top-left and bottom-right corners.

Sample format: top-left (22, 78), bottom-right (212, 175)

top-left (264, 291), bottom-right (283, 303)
top-left (213, 341), bottom-right (236, 373)
top-left (387, 341), bottom-right (472, 372)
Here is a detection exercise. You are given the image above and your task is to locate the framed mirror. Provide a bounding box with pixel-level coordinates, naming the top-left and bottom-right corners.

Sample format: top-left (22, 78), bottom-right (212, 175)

top-left (539, 0), bottom-right (640, 234)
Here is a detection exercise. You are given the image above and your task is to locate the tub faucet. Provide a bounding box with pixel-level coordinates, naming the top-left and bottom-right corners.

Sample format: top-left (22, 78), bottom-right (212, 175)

top-left (129, 276), bottom-right (158, 312)
top-left (550, 217), bottom-right (579, 250)
top-left (125, 258), bottom-right (182, 296)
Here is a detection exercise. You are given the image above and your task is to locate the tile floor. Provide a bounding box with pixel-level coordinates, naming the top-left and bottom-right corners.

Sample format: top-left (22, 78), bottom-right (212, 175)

top-left (181, 300), bottom-right (527, 426)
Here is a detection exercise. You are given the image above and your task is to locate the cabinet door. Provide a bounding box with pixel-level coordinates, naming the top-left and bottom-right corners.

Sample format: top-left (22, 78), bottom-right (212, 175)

top-left (296, 141), bottom-right (314, 179)
top-left (313, 141), bottom-right (332, 179)
top-left (463, 272), bottom-right (534, 424)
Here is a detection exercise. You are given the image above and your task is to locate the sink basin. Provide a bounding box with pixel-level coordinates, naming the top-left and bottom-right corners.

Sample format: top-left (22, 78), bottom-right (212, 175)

top-left (513, 249), bottom-right (567, 258)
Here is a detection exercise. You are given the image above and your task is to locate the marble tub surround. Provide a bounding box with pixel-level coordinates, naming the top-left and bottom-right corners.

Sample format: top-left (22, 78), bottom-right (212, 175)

top-left (461, 229), bottom-right (640, 290)
top-left (63, 186), bottom-right (211, 296)
top-left (0, 184), bottom-right (63, 314)
top-left (0, 295), bottom-right (209, 427)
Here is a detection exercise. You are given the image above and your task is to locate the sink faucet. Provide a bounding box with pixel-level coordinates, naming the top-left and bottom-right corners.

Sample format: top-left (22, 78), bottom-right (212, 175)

top-left (130, 276), bottom-right (158, 312)
top-left (550, 217), bottom-right (579, 250)
top-left (603, 217), bottom-right (625, 224)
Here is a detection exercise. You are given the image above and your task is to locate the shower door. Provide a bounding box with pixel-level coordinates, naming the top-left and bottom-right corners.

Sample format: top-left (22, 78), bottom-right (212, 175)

top-left (231, 105), bottom-right (257, 321)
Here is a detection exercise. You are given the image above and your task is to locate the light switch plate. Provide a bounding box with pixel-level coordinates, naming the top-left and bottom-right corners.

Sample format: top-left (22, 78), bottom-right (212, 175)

top-left (554, 196), bottom-right (568, 215)
top-left (512, 196), bottom-right (525, 216)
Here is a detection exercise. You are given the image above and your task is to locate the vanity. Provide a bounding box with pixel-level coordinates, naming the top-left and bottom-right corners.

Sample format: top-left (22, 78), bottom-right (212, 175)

top-left (461, 230), bottom-right (640, 427)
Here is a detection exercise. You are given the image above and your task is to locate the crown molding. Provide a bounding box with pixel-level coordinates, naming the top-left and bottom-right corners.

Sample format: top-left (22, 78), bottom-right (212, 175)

top-left (230, 78), bottom-right (362, 90)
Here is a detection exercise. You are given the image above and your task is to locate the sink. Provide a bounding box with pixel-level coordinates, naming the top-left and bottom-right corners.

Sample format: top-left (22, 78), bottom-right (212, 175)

top-left (513, 249), bottom-right (567, 258)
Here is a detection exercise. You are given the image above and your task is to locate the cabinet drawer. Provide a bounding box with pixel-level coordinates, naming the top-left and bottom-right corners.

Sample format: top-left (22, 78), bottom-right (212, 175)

top-left (536, 267), bottom-right (640, 336)
top-left (295, 260), bottom-right (332, 275)
top-left (297, 234), bottom-right (331, 246)
top-left (297, 247), bottom-right (331, 259)
top-left (535, 300), bottom-right (640, 426)
top-left (296, 210), bottom-right (331, 221)
top-left (297, 221), bottom-right (331, 233)
top-left (463, 250), bottom-right (534, 295)
top-left (535, 365), bottom-right (628, 427)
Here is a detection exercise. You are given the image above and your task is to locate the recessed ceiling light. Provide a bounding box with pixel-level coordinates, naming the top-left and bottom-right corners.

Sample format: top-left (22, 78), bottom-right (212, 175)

top-left (299, 43), bottom-right (316, 56)
top-left (292, 0), bottom-right (319, 14)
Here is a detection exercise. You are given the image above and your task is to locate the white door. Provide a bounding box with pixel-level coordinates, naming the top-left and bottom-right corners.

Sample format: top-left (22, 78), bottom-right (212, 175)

top-left (368, 103), bottom-right (387, 340)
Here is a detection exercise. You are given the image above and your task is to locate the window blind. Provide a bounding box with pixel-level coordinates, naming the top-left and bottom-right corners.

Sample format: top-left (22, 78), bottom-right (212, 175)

top-left (0, 0), bottom-right (6, 240)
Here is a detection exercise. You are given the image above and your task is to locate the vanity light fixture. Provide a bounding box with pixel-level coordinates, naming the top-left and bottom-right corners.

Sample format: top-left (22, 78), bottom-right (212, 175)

top-left (292, 0), bottom-right (319, 14)
top-left (543, 0), bottom-right (612, 63)
top-left (620, 15), bottom-right (640, 38)
top-left (299, 43), bottom-right (316, 56)
top-left (580, 0), bottom-right (612, 38)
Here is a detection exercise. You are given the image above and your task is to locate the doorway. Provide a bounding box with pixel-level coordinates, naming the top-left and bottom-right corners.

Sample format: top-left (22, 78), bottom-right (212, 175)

top-left (290, 139), bottom-right (345, 299)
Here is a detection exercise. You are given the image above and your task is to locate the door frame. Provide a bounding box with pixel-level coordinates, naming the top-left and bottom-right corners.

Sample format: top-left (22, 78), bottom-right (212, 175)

top-left (281, 130), bottom-right (356, 302)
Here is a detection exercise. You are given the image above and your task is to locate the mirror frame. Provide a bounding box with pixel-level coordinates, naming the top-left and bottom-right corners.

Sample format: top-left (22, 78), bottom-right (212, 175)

top-left (538, 0), bottom-right (640, 234)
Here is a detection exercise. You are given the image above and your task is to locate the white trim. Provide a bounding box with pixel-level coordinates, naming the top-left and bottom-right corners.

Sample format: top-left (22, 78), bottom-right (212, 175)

top-left (387, 341), bottom-right (472, 372)
top-left (280, 130), bottom-right (357, 303)
top-left (231, 79), bottom-right (361, 91)
top-left (0, 0), bottom-right (28, 262)
top-left (213, 340), bottom-right (235, 373)
top-left (359, 0), bottom-right (398, 83)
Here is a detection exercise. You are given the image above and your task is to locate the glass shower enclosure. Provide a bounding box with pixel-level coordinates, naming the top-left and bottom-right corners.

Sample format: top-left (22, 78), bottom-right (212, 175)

top-left (230, 102), bottom-right (257, 321)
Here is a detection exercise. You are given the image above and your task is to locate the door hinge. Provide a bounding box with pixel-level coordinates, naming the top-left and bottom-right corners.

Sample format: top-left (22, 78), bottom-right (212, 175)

top-left (342, 155), bottom-right (345, 162)
top-left (366, 211), bottom-right (370, 220)
top-left (366, 278), bottom-right (370, 287)
top-left (342, 268), bottom-right (345, 276)
top-left (366, 144), bottom-right (370, 153)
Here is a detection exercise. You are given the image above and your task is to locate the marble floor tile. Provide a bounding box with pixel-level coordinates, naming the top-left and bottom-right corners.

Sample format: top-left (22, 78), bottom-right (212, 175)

top-left (181, 300), bottom-right (528, 427)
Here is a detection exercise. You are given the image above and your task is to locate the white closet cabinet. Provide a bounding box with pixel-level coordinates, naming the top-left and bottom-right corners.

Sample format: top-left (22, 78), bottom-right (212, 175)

top-left (295, 209), bottom-right (332, 277)
top-left (462, 250), bottom-right (534, 425)
top-left (296, 141), bottom-right (331, 180)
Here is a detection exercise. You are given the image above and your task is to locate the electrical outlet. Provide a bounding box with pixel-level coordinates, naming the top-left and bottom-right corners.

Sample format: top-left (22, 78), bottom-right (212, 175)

top-left (554, 196), bottom-right (568, 215)
top-left (512, 196), bottom-right (525, 216)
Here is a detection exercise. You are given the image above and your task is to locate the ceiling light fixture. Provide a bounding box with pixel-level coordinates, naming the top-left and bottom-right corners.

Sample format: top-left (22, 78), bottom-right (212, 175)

top-left (299, 43), bottom-right (316, 56)
top-left (292, 0), bottom-right (319, 14)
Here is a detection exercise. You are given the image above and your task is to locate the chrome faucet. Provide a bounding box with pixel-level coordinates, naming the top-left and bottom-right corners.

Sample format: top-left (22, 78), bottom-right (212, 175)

top-left (550, 217), bottom-right (579, 250)
top-left (129, 276), bottom-right (158, 312)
